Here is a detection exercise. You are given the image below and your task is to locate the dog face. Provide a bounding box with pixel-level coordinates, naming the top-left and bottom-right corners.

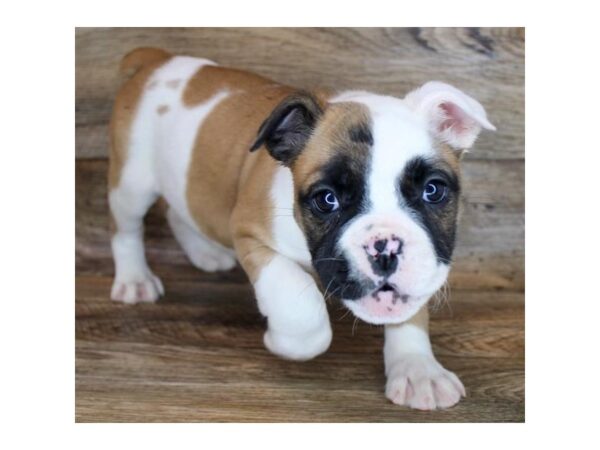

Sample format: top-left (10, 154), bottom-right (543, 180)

top-left (251, 83), bottom-right (495, 324)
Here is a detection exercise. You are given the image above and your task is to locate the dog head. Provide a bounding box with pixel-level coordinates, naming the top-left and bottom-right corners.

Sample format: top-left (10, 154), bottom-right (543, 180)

top-left (251, 82), bottom-right (495, 325)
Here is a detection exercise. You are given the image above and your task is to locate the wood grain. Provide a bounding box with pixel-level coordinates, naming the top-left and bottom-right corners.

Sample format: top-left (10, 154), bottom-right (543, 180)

top-left (76, 275), bottom-right (523, 422)
top-left (75, 27), bottom-right (524, 160)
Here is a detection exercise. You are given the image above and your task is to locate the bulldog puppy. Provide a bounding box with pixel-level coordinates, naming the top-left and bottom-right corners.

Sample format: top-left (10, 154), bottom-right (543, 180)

top-left (108, 48), bottom-right (495, 410)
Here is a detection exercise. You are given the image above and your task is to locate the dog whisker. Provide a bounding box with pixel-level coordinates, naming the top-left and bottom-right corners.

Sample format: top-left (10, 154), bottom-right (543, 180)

top-left (430, 280), bottom-right (452, 315)
top-left (322, 278), bottom-right (335, 303)
top-left (338, 308), bottom-right (352, 321)
top-left (351, 317), bottom-right (359, 336)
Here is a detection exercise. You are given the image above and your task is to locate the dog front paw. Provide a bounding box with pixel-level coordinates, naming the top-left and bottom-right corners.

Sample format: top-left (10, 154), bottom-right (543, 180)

top-left (110, 272), bottom-right (164, 304)
top-left (385, 354), bottom-right (465, 410)
top-left (264, 321), bottom-right (332, 361)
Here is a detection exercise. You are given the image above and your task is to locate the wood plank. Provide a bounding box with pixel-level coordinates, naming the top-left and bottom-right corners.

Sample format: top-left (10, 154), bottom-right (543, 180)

top-left (76, 159), bottom-right (524, 290)
top-left (76, 276), bottom-right (523, 358)
top-left (75, 27), bottom-right (524, 160)
top-left (76, 275), bottom-right (524, 422)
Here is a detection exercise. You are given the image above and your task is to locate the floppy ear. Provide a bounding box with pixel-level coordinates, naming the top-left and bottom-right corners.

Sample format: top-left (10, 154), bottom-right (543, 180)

top-left (404, 81), bottom-right (496, 150)
top-left (250, 91), bottom-right (322, 165)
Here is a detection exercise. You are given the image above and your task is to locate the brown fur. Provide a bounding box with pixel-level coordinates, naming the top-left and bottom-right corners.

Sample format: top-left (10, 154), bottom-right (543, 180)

top-left (156, 104), bottom-right (169, 115)
top-left (180, 66), bottom-right (299, 281)
top-left (119, 47), bottom-right (172, 78)
top-left (291, 102), bottom-right (372, 239)
top-left (183, 66), bottom-right (279, 107)
top-left (229, 149), bottom-right (282, 282)
top-left (108, 49), bottom-right (172, 189)
top-left (437, 143), bottom-right (463, 252)
top-left (108, 48), bottom-right (172, 236)
top-left (110, 51), bottom-right (450, 290)
top-left (438, 143), bottom-right (461, 174)
top-left (293, 102), bottom-right (371, 190)
top-left (182, 66), bottom-right (334, 282)
top-left (182, 64), bottom-right (332, 250)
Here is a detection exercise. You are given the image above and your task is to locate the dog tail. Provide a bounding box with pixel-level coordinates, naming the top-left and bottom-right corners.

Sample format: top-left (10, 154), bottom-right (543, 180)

top-left (119, 47), bottom-right (172, 78)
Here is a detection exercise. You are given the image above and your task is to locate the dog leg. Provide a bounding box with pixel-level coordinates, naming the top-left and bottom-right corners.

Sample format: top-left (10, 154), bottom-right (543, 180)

top-left (254, 254), bottom-right (332, 360)
top-left (109, 186), bottom-right (164, 304)
top-left (384, 307), bottom-right (465, 410)
top-left (234, 231), bottom-right (331, 360)
top-left (166, 208), bottom-right (236, 272)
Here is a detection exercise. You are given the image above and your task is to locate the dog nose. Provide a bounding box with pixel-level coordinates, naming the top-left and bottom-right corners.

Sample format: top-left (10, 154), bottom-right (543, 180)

top-left (364, 236), bottom-right (403, 275)
top-left (373, 239), bottom-right (388, 253)
top-left (374, 248), bottom-right (397, 273)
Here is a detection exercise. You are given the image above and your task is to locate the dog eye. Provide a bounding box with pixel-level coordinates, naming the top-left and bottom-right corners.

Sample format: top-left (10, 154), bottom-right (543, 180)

top-left (422, 179), bottom-right (448, 204)
top-left (312, 190), bottom-right (340, 213)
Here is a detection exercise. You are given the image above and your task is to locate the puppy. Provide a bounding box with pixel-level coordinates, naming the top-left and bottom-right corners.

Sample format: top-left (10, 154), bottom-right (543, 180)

top-left (108, 47), bottom-right (495, 410)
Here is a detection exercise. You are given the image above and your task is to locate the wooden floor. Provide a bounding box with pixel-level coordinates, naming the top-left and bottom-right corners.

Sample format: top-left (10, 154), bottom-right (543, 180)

top-left (76, 160), bottom-right (524, 422)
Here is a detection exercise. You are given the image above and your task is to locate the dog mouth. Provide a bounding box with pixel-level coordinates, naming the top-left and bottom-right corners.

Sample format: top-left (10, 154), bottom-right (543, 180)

top-left (341, 280), bottom-right (424, 325)
top-left (379, 283), bottom-right (394, 292)
top-left (371, 282), bottom-right (410, 304)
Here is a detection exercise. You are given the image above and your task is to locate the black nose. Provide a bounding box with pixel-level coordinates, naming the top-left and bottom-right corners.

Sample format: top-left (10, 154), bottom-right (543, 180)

top-left (368, 238), bottom-right (402, 276)
top-left (374, 239), bottom-right (387, 253)
top-left (373, 251), bottom-right (398, 274)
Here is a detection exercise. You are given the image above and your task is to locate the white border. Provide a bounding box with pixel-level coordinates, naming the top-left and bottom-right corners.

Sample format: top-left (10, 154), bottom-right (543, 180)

top-left (3, 0), bottom-right (600, 448)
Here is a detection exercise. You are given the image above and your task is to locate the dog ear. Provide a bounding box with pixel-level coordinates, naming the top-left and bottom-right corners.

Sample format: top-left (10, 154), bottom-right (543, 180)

top-left (250, 91), bottom-right (323, 165)
top-left (404, 81), bottom-right (496, 150)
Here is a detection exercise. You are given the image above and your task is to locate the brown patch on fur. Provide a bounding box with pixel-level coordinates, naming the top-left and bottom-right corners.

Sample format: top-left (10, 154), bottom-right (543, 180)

top-left (108, 52), bottom-right (172, 190)
top-left (437, 143), bottom-right (464, 249)
top-left (119, 47), bottom-right (171, 78)
top-left (290, 102), bottom-right (373, 244)
top-left (183, 65), bottom-right (308, 280)
top-left (183, 66), bottom-right (279, 107)
top-left (436, 144), bottom-right (463, 244)
top-left (229, 149), bottom-right (281, 283)
top-left (156, 104), bottom-right (170, 115)
top-left (293, 102), bottom-right (372, 191)
top-left (437, 143), bottom-right (461, 175)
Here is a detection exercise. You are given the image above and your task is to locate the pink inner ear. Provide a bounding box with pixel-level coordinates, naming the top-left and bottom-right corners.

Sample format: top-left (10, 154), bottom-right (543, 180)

top-left (439, 102), bottom-right (470, 134)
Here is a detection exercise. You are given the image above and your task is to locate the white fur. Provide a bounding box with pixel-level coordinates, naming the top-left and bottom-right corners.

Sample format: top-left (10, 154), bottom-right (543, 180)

top-left (330, 91), bottom-right (448, 323)
top-left (254, 254), bottom-right (331, 360)
top-left (110, 56), bottom-right (235, 303)
top-left (329, 90), bottom-right (468, 409)
top-left (109, 188), bottom-right (164, 303)
top-left (166, 208), bottom-right (236, 272)
top-left (384, 321), bottom-right (465, 410)
top-left (151, 58), bottom-right (226, 232)
top-left (332, 91), bottom-right (435, 214)
top-left (270, 166), bottom-right (312, 268)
